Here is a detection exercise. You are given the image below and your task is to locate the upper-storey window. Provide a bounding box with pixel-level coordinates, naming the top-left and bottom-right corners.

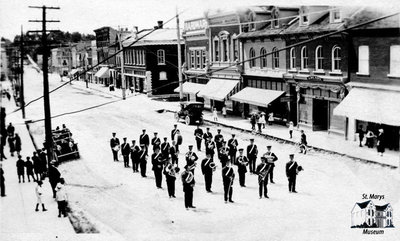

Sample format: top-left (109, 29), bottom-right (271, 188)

top-left (248, 12), bottom-right (255, 30)
top-left (222, 38), bottom-right (228, 62)
top-left (190, 50), bottom-right (195, 69)
top-left (249, 48), bottom-right (256, 68)
top-left (260, 48), bottom-right (267, 68)
top-left (290, 47), bottom-right (296, 69)
top-left (202, 50), bottom-right (207, 69)
top-left (232, 35), bottom-right (239, 61)
top-left (315, 46), bottom-right (324, 71)
top-left (332, 46), bottom-right (341, 72)
top-left (272, 10), bottom-right (279, 28)
top-left (301, 14), bottom-right (309, 26)
top-left (330, 10), bottom-right (341, 23)
top-left (157, 49), bottom-right (165, 65)
top-left (301, 46), bottom-right (308, 69)
top-left (272, 47), bottom-right (279, 69)
top-left (214, 37), bottom-right (219, 62)
top-left (196, 50), bottom-right (201, 68)
top-left (390, 45), bottom-right (400, 76)
top-left (358, 45), bottom-right (369, 75)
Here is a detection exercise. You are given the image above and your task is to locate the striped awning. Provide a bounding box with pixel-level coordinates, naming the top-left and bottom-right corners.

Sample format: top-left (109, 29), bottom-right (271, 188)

top-left (230, 87), bottom-right (285, 107)
top-left (174, 82), bottom-right (207, 95)
top-left (198, 78), bottom-right (239, 101)
top-left (94, 67), bottom-right (109, 78)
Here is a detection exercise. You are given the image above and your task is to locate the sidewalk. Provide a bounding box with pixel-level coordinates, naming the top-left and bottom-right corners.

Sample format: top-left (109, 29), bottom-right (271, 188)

top-left (0, 79), bottom-right (75, 238)
top-left (70, 79), bottom-right (399, 168)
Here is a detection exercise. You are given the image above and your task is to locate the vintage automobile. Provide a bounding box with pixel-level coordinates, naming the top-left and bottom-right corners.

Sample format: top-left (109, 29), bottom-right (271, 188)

top-left (174, 101), bottom-right (204, 125)
top-left (52, 128), bottom-right (80, 163)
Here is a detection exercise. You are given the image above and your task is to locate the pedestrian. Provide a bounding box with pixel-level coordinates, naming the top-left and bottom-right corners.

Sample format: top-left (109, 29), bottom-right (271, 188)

top-left (256, 157), bottom-right (270, 199)
top-left (0, 162), bottom-right (5, 197)
top-left (121, 137), bottom-right (131, 168)
top-left (130, 140), bottom-right (140, 172)
top-left (262, 145), bottom-right (278, 184)
top-left (194, 125), bottom-right (203, 152)
top-left (169, 141), bottom-right (178, 165)
top-left (357, 125), bottom-right (364, 147)
top-left (227, 134), bottom-right (238, 163)
top-left (235, 149), bottom-right (248, 187)
top-left (288, 121), bottom-right (294, 139)
top-left (250, 114), bottom-right (256, 131)
top-left (35, 180), bottom-right (47, 212)
top-left (257, 114), bottom-right (263, 133)
top-left (32, 151), bottom-right (42, 181)
top-left (139, 144), bottom-right (148, 177)
top-left (16, 155), bottom-right (25, 183)
top-left (259, 113), bottom-right (266, 129)
top-left (48, 161), bottom-right (61, 198)
top-left (222, 106), bottom-right (227, 118)
top-left (110, 132), bottom-right (120, 162)
top-left (8, 134), bottom-right (15, 157)
top-left (25, 156), bottom-right (36, 182)
top-left (247, 139), bottom-right (258, 174)
top-left (201, 153), bottom-right (215, 192)
top-left (181, 165), bottom-right (195, 209)
top-left (6, 91), bottom-right (11, 101)
top-left (139, 129), bottom-right (150, 149)
top-left (163, 158), bottom-right (178, 198)
top-left (268, 112), bottom-right (274, 125)
top-left (55, 178), bottom-right (68, 218)
top-left (222, 160), bottom-right (235, 203)
top-left (151, 147), bottom-right (163, 189)
top-left (14, 133), bottom-right (22, 155)
top-left (212, 107), bottom-right (218, 122)
top-left (377, 129), bottom-right (385, 156)
top-left (286, 154), bottom-right (303, 193)
top-left (151, 132), bottom-right (161, 152)
top-left (365, 129), bottom-right (375, 148)
top-left (38, 149), bottom-right (47, 178)
top-left (299, 130), bottom-right (308, 154)
top-left (185, 145), bottom-right (198, 174)
top-left (6, 123), bottom-right (15, 137)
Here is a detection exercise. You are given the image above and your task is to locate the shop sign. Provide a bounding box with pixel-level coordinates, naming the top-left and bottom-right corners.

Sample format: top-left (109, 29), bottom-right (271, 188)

top-left (307, 75), bottom-right (322, 81)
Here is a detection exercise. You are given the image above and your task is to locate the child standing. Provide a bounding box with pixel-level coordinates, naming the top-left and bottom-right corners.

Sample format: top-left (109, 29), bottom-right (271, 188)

top-left (289, 121), bottom-right (294, 139)
top-left (35, 180), bottom-right (47, 212)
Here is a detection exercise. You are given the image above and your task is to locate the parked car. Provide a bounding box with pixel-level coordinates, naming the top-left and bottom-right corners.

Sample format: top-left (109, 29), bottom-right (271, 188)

top-left (175, 101), bottom-right (204, 125)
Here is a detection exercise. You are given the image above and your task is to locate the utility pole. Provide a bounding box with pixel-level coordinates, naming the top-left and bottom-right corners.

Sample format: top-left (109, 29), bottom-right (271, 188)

top-left (29, 5), bottom-right (60, 166)
top-left (118, 28), bottom-right (126, 100)
top-left (20, 26), bottom-right (25, 119)
top-left (176, 7), bottom-right (183, 101)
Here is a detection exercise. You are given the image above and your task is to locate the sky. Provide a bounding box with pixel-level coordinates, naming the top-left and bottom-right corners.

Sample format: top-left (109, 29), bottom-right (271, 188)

top-left (0, 0), bottom-right (399, 41)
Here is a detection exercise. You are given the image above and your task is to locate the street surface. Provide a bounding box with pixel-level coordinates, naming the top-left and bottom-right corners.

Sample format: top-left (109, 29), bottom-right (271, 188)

top-left (7, 66), bottom-right (399, 240)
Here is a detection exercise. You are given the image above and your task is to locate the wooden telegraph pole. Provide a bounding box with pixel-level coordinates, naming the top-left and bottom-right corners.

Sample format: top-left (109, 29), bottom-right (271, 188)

top-left (176, 8), bottom-right (183, 101)
top-left (20, 26), bottom-right (25, 119)
top-left (28, 5), bottom-right (60, 165)
top-left (118, 28), bottom-right (126, 100)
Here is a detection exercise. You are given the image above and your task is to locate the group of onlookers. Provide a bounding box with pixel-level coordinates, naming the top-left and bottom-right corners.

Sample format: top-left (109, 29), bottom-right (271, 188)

top-left (357, 126), bottom-right (386, 156)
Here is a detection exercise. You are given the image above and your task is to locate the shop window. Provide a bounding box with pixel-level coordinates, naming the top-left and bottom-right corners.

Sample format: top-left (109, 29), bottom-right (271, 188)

top-left (159, 71), bottom-right (167, 80)
top-left (390, 45), bottom-right (400, 76)
top-left (272, 47), bottom-right (279, 69)
top-left (249, 48), bottom-right (256, 68)
top-left (202, 50), bottom-right (207, 69)
top-left (301, 46), bottom-right (308, 69)
top-left (290, 47), bottom-right (296, 69)
top-left (332, 46), bottom-right (341, 72)
top-left (190, 51), bottom-right (195, 69)
top-left (358, 46), bottom-right (369, 75)
top-left (315, 46), bottom-right (324, 71)
top-left (196, 50), bottom-right (201, 68)
top-left (260, 48), bottom-right (267, 68)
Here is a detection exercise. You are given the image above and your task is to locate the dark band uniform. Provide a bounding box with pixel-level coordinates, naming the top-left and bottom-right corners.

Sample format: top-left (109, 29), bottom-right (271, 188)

top-left (218, 146), bottom-right (230, 168)
top-left (214, 132), bottom-right (224, 150)
top-left (169, 145), bottom-right (178, 165)
top-left (121, 141), bottom-right (131, 167)
top-left (256, 162), bottom-right (271, 198)
top-left (194, 128), bottom-right (204, 151)
top-left (138, 146), bottom-right (148, 177)
top-left (110, 136), bottom-right (120, 162)
top-left (181, 169), bottom-right (195, 208)
top-left (163, 162), bottom-right (177, 197)
top-left (151, 151), bottom-right (163, 188)
top-left (161, 140), bottom-right (170, 157)
top-left (151, 136), bottom-right (161, 152)
top-left (171, 128), bottom-right (180, 142)
top-left (227, 137), bottom-right (238, 163)
top-left (222, 165), bottom-right (235, 202)
top-left (235, 154), bottom-right (248, 187)
top-left (201, 157), bottom-right (214, 192)
top-left (286, 158), bottom-right (299, 193)
top-left (185, 150), bottom-right (198, 174)
top-left (247, 141), bottom-right (258, 173)
top-left (139, 133), bottom-right (150, 148)
top-left (205, 140), bottom-right (216, 160)
top-left (203, 130), bottom-right (213, 148)
top-left (130, 144), bottom-right (140, 172)
top-left (263, 150), bottom-right (278, 183)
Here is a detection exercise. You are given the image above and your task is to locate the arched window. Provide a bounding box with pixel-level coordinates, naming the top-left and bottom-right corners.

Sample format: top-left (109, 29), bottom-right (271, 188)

top-left (157, 49), bottom-right (165, 65)
top-left (315, 46), bottom-right (324, 70)
top-left (301, 46), bottom-right (308, 69)
top-left (249, 48), bottom-right (256, 68)
top-left (272, 47), bottom-right (279, 69)
top-left (290, 47), bottom-right (296, 69)
top-left (332, 46), bottom-right (341, 71)
top-left (260, 48), bottom-right (267, 68)
top-left (213, 37), bottom-right (219, 62)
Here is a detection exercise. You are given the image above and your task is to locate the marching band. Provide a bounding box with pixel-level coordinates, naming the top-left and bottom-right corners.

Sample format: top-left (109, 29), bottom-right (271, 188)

top-left (109, 124), bottom-right (304, 209)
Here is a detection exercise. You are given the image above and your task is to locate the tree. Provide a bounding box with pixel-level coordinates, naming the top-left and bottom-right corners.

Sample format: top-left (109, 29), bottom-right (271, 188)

top-left (71, 32), bottom-right (82, 42)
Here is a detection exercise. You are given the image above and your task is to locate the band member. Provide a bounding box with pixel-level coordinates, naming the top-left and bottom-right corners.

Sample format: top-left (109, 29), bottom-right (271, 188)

top-left (151, 132), bottom-right (161, 152)
top-left (151, 147), bottom-right (163, 188)
top-left (130, 140), bottom-right (140, 172)
top-left (201, 153), bottom-right (215, 192)
top-left (299, 130), bottom-right (308, 154)
top-left (164, 158), bottom-right (179, 198)
top-left (256, 157), bottom-right (271, 199)
top-left (214, 129), bottom-right (224, 151)
top-left (173, 130), bottom-right (183, 153)
top-left (228, 134), bottom-right (238, 163)
top-left (185, 145), bottom-right (198, 174)
top-left (170, 141), bottom-right (178, 165)
top-left (222, 160), bottom-right (235, 203)
top-left (205, 136), bottom-right (216, 160)
top-left (235, 149), bottom-right (248, 187)
top-left (218, 141), bottom-right (230, 168)
top-left (161, 137), bottom-right (170, 157)
top-left (139, 144), bottom-right (148, 177)
top-left (110, 132), bottom-right (120, 162)
top-left (139, 129), bottom-right (150, 149)
top-left (121, 137), bottom-right (131, 168)
top-left (194, 125), bottom-right (204, 151)
top-left (181, 165), bottom-right (196, 209)
top-left (203, 127), bottom-right (213, 148)
top-left (262, 145), bottom-right (278, 184)
top-left (170, 124), bottom-right (180, 141)
top-left (247, 139), bottom-right (258, 174)
top-left (286, 154), bottom-right (303, 193)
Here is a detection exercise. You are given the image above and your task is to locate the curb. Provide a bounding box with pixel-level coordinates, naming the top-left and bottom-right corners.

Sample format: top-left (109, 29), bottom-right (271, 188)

top-left (164, 109), bottom-right (397, 169)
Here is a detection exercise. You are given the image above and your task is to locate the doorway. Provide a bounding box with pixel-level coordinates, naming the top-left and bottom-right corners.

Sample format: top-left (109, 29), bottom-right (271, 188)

top-left (312, 98), bottom-right (328, 131)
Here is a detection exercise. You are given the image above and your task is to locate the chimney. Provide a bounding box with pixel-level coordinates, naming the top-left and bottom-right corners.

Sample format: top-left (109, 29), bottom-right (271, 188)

top-left (157, 21), bottom-right (163, 29)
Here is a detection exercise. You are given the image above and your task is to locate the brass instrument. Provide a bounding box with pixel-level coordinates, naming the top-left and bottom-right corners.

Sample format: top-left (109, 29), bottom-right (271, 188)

top-left (207, 141), bottom-right (215, 149)
top-left (237, 156), bottom-right (248, 166)
top-left (209, 161), bottom-right (217, 171)
top-left (188, 162), bottom-right (197, 171)
top-left (113, 145), bottom-right (120, 151)
top-left (184, 171), bottom-right (194, 183)
top-left (262, 152), bottom-right (275, 164)
top-left (296, 165), bottom-right (304, 174)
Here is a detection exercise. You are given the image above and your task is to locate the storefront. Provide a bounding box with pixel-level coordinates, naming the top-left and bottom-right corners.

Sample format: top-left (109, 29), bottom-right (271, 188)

top-left (94, 66), bottom-right (110, 85)
top-left (173, 81), bottom-right (207, 101)
top-left (124, 68), bottom-right (146, 93)
top-left (197, 77), bottom-right (240, 111)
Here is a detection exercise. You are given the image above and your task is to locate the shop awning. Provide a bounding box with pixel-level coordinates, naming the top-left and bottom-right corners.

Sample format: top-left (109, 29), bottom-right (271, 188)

top-left (94, 67), bottom-right (109, 78)
top-left (230, 87), bottom-right (285, 107)
top-left (174, 82), bottom-right (206, 95)
top-left (334, 88), bottom-right (400, 126)
top-left (198, 78), bottom-right (239, 101)
top-left (69, 69), bottom-right (80, 75)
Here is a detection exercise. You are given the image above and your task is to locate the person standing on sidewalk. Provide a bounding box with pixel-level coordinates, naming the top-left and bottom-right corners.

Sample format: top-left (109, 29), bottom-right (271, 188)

top-left (55, 178), bottom-right (68, 218)
top-left (6, 123), bottom-right (15, 137)
top-left (357, 126), bottom-right (364, 147)
top-left (0, 162), bottom-right (5, 197)
top-left (288, 121), bottom-right (294, 139)
top-left (259, 113), bottom-right (266, 129)
top-left (14, 133), bottom-right (22, 156)
top-left (257, 115), bottom-right (263, 133)
top-left (212, 107), bottom-right (218, 122)
top-left (48, 161), bottom-right (61, 198)
top-left (222, 106), bottom-right (227, 118)
top-left (16, 155), bottom-right (25, 183)
top-left (32, 151), bottom-right (42, 181)
top-left (8, 134), bottom-right (15, 157)
top-left (194, 125), bottom-right (203, 152)
top-left (376, 129), bottom-right (385, 156)
top-left (299, 130), bottom-right (308, 154)
top-left (35, 180), bottom-right (47, 212)
top-left (250, 114), bottom-right (256, 131)
top-left (25, 156), bottom-right (36, 182)
top-left (247, 139), bottom-right (258, 174)
top-left (268, 112), bottom-right (274, 125)
top-left (365, 129), bottom-right (375, 148)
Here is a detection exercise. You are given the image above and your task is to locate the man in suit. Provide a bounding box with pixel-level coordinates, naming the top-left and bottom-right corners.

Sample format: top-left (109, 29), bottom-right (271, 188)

top-left (170, 141), bottom-right (178, 165)
top-left (121, 137), bottom-right (131, 168)
top-left (235, 149), bottom-right (248, 187)
top-left (194, 125), bottom-right (204, 151)
top-left (256, 157), bottom-right (270, 199)
top-left (222, 160), bottom-right (235, 203)
top-left (227, 134), bottom-right (238, 163)
top-left (185, 145), bottom-right (198, 174)
top-left (130, 140), bottom-right (140, 172)
top-left (139, 129), bottom-right (150, 149)
top-left (286, 154), bottom-right (299, 193)
top-left (247, 139), bottom-right (258, 174)
top-left (262, 145), bottom-right (278, 184)
top-left (110, 132), bottom-right (120, 162)
top-left (201, 153), bottom-right (214, 192)
top-left (151, 132), bottom-right (161, 152)
top-left (181, 165), bottom-right (195, 209)
top-left (138, 144), bottom-right (148, 177)
top-left (161, 137), bottom-right (170, 158)
top-left (151, 147), bottom-right (163, 189)
top-left (203, 127), bottom-right (213, 149)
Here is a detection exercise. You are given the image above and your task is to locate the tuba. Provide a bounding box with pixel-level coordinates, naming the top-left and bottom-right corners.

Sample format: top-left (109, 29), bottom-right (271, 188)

top-left (188, 162), bottom-right (197, 171)
top-left (209, 161), bottom-right (217, 171)
top-left (113, 145), bottom-right (120, 151)
top-left (184, 171), bottom-right (194, 183)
